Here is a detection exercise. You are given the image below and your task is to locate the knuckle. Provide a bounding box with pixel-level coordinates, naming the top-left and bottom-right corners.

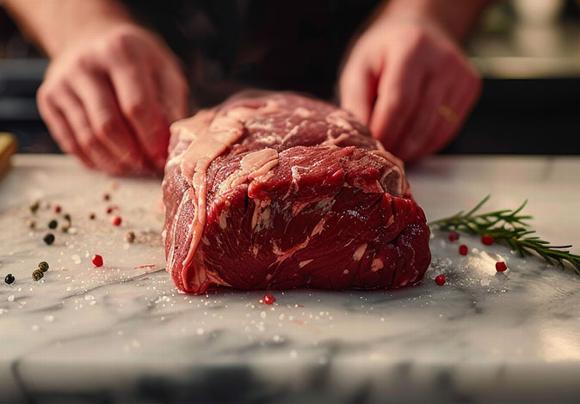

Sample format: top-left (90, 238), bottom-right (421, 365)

top-left (95, 116), bottom-right (119, 138)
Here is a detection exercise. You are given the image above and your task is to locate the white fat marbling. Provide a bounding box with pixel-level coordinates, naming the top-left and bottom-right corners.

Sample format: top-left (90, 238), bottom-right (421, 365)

top-left (1, 155), bottom-right (580, 403)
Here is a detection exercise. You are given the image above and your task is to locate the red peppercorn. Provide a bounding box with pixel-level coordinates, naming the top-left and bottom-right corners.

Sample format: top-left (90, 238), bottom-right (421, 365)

top-left (111, 216), bottom-right (122, 226)
top-left (481, 235), bottom-right (494, 246)
top-left (459, 244), bottom-right (468, 256)
top-left (448, 231), bottom-right (460, 242)
top-left (435, 274), bottom-right (446, 286)
top-left (54, 205), bottom-right (62, 214)
top-left (106, 206), bottom-right (115, 214)
top-left (92, 254), bottom-right (104, 267)
top-left (261, 293), bottom-right (276, 305)
top-left (495, 261), bottom-right (508, 272)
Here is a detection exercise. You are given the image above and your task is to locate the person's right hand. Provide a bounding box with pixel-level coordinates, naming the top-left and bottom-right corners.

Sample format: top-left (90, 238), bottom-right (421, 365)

top-left (37, 23), bottom-right (189, 175)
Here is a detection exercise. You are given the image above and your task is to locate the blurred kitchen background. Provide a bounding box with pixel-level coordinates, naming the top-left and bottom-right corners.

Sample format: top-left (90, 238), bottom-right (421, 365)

top-left (0, 0), bottom-right (579, 154)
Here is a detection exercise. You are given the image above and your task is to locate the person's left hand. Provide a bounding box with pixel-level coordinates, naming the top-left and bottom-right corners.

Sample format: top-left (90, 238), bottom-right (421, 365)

top-left (339, 17), bottom-right (481, 162)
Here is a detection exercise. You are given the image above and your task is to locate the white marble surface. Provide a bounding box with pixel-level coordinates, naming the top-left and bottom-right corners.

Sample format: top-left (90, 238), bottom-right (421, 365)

top-left (1, 155), bottom-right (579, 404)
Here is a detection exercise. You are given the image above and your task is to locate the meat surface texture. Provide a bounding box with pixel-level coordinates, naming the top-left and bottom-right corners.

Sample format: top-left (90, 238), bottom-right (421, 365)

top-left (162, 92), bottom-right (431, 294)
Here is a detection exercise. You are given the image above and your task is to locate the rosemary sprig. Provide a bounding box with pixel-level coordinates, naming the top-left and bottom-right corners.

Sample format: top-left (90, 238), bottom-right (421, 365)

top-left (429, 196), bottom-right (580, 274)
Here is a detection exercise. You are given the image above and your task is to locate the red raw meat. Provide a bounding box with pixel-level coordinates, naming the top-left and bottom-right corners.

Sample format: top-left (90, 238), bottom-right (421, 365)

top-left (162, 92), bottom-right (430, 294)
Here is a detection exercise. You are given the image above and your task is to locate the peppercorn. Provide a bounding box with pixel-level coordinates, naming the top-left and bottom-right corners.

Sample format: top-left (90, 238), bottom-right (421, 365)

top-left (43, 233), bottom-right (55, 245)
top-left (27, 220), bottom-right (36, 229)
top-left (32, 269), bottom-right (44, 281)
top-left (103, 193), bottom-right (111, 201)
top-left (54, 205), bottom-right (62, 214)
top-left (63, 213), bottom-right (71, 222)
top-left (4, 274), bottom-right (15, 285)
top-left (92, 254), bottom-right (104, 267)
top-left (38, 261), bottom-right (49, 272)
top-left (106, 206), bottom-right (115, 214)
top-left (29, 200), bottom-right (40, 215)
top-left (435, 274), bottom-right (446, 286)
top-left (481, 235), bottom-right (494, 246)
top-left (125, 231), bottom-right (136, 243)
top-left (89, 213), bottom-right (96, 220)
top-left (448, 231), bottom-right (460, 242)
top-left (459, 244), bottom-right (468, 256)
top-left (495, 261), bottom-right (508, 272)
top-left (48, 219), bottom-right (58, 229)
top-left (111, 216), bottom-right (122, 226)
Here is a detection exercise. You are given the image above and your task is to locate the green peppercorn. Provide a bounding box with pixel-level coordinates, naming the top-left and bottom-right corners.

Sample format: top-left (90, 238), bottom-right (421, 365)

top-left (4, 274), bottom-right (15, 284)
top-left (29, 201), bottom-right (40, 214)
top-left (32, 269), bottom-right (44, 281)
top-left (38, 261), bottom-right (49, 272)
top-left (43, 233), bottom-right (55, 245)
top-left (48, 219), bottom-right (58, 229)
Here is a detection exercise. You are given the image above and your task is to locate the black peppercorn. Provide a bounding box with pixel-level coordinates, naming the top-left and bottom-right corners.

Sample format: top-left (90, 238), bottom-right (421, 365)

top-left (32, 269), bottom-right (44, 281)
top-left (89, 213), bottom-right (96, 220)
top-left (63, 213), bottom-right (71, 222)
top-left (103, 193), bottom-right (111, 201)
top-left (38, 261), bottom-right (49, 272)
top-left (29, 201), bottom-right (40, 214)
top-left (48, 219), bottom-right (58, 229)
top-left (125, 231), bottom-right (136, 243)
top-left (43, 233), bottom-right (55, 245)
top-left (4, 274), bottom-right (15, 284)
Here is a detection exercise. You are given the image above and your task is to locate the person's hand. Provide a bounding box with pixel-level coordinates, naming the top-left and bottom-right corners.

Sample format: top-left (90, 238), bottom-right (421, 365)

top-left (37, 23), bottom-right (189, 175)
top-left (339, 17), bottom-right (481, 162)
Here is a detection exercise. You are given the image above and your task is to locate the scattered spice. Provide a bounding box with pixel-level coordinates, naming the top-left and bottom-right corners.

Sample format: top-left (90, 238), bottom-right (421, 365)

top-left (448, 231), bottom-right (460, 242)
top-left (459, 244), bottom-right (468, 256)
top-left (111, 216), bottom-right (122, 226)
top-left (63, 213), bottom-right (71, 222)
top-left (495, 261), bottom-right (508, 272)
top-left (29, 201), bottom-right (40, 214)
top-left (435, 274), bottom-right (446, 286)
top-left (92, 254), bottom-right (104, 267)
top-left (38, 261), bottom-right (49, 272)
top-left (43, 233), bottom-right (55, 245)
top-left (261, 293), bottom-right (276, 305)
top-left (4, 274), bottom-right (15, 285)
top-left (27, 220), bottom-right (36, 229)
top-left (125, 231), bottom-right (136, 243)
top-left (54, 205), bottom-right (62, 214)
top-left (61, 223), bottom-right (71, 233)
top-left (89, 213), bottom-right (96, 220)
top-left (481, 235), bottom-right (494, 246)
top-left (48, 219), bottom-right (58, 229)
top-left (32, 269), bottom-right (44, 281)
top-left (106, 206), bottom-right (118, 214)
top-left (103, 193), bottom-right (111, 201)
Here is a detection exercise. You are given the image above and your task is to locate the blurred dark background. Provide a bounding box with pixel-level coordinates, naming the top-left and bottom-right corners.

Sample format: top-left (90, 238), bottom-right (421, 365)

top-left (1, 0), bottom-right (579, 155)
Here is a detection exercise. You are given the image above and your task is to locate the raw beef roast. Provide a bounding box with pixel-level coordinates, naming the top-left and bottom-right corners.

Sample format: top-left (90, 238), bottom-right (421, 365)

top-left (162, 92), bottom-right (430, 294)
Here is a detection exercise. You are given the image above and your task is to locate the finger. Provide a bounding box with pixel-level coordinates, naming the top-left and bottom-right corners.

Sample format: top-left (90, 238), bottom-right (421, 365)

top-left (109, 65), bottom-right (170, 170)
top-left (55, 86), bottom-right (128, 175)
top-left (156, 64), bottom-right (189, 123)
top-left (339, 60), bottom-right (376, 125)
top-left (394, 74), bottom-right (448, 161)
top-left (71, 69), bottom-right (150, 173)
top-left (424, 76), bottom-right (481, 156)
top-left (369, 59), bottom-right (425, 152)
top-left (37, 86), bottom-right (94, 167)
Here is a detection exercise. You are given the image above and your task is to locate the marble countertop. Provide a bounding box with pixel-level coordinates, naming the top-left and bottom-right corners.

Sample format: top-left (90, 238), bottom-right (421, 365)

top-left (1, 155), bottom-right (579, 404)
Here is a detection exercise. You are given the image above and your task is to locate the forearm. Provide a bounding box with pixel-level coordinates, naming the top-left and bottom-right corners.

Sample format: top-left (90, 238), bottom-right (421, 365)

top-left (3, 0), bottom-right (134, 57)
top-left (380, 0), bottom-right (492, 41)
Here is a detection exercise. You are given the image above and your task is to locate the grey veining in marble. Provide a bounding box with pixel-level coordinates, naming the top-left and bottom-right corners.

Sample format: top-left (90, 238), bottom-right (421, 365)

top-left (1, 155), bottom-right (580, 404)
